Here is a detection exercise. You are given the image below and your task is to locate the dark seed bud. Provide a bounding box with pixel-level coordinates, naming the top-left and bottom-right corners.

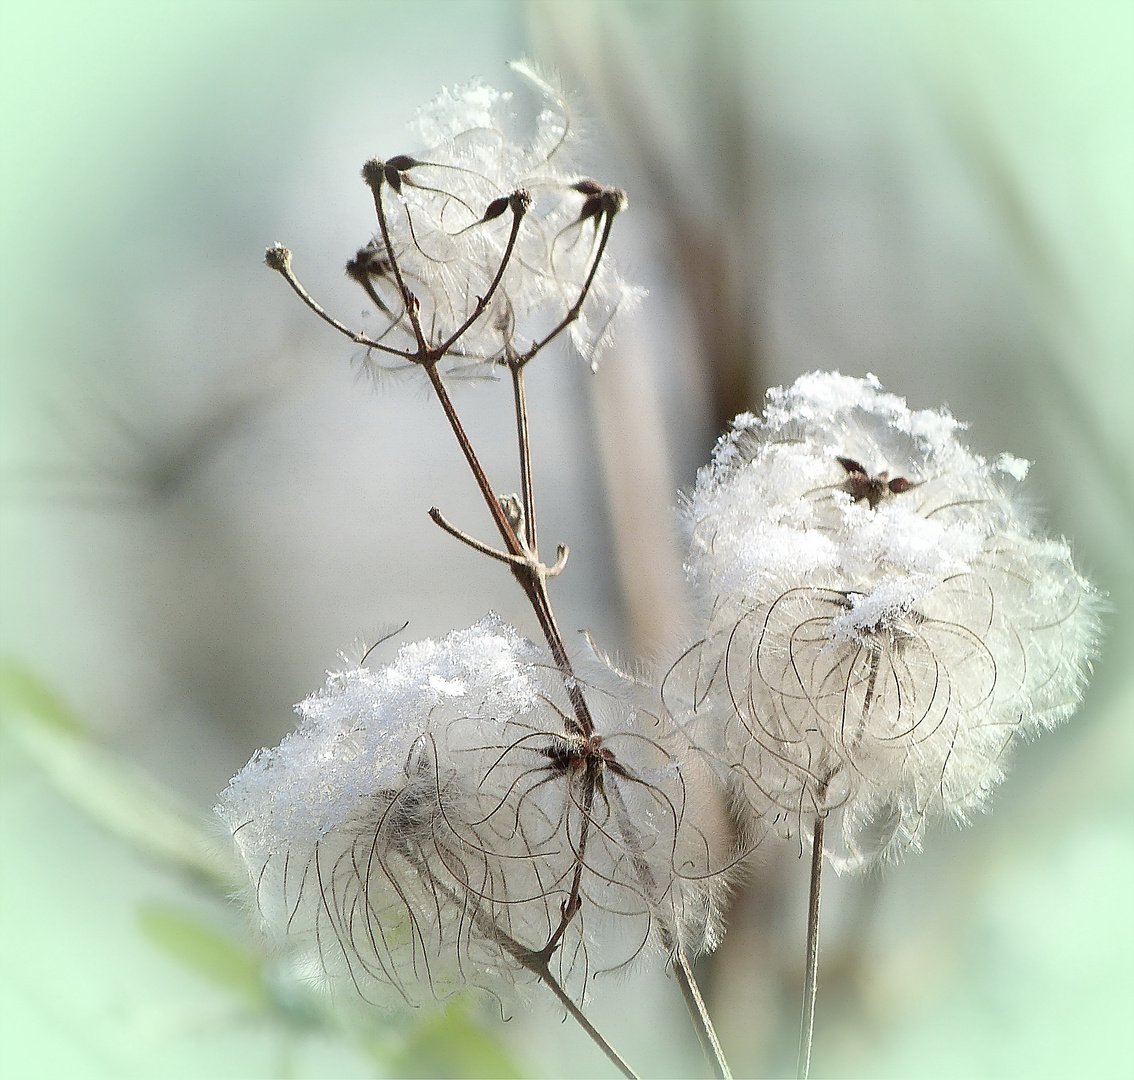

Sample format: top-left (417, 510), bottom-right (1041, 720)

top-left (888, 477), bottom-right (915, 494)
top-left (264, 244), bottom-right (291, 272)
top-left (603, 187), bottom-right (628, 215)
top-left (385, 154), bottom-right (418, 172)
top-left (345, 244), bottom-right (391, 281)
top-left (360, 158), bottom-right (385, 188)
top-left (482, 196), bottom-right (510, 221)
top-left (571, 178), bottom-right (604, 196)
top-left (578, 193), bottom-right (604, 223)
top-left (509, 188), bottom-right (532, 214)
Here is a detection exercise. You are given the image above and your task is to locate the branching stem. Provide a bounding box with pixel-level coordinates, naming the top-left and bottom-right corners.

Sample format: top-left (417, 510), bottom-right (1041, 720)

top-left (606, 769), bottom-right (733, 1080)
top-left (270, 155), bottom-right (728, 1080)
top-left (267, 249), bottom-right (412, 360)
top-left (533, 963), bottom-right (638, 1079)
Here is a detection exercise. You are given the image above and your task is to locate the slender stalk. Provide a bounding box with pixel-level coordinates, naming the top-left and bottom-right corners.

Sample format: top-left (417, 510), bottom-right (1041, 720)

top-left (402, 844), bottom-right (639, 1080)
top-left (535, 965), bottom-right (639, 1080)
top-left (364, 165), bottom-right (428, 354)
top-left (797, 815), bottom-right (826, 1080)
top-left (510, 362), bottom-right (538, 554)
top-left (540, 767), bottom-right (595, 961)
top-left (435, 192), bottom-right (529, 356)
top-left (427, 506), bottom-right (526, 568)
top-left (522, 205), bottom-right (619, 364)
top-left (423, 361), bottom-right (524, 555)
top-left (673, 950), bottom-right (732, 1080)
top-left (266, 248), bottom-right (412, 359)
top-left (604, 771), bottom-right (733, 1080)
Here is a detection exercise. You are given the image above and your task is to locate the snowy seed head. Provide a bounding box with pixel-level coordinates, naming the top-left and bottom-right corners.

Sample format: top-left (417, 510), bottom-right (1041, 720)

top-left (354, 62), bottom-right (641, 373)
top-left (217, 616), bottom-right (716, 1005)
top-left (672, 372), bottom-right (1099, 869)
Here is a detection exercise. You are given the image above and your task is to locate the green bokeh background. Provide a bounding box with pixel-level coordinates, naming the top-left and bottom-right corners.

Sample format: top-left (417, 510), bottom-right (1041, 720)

top-left (2, 2), bottom-right (1131, 1078)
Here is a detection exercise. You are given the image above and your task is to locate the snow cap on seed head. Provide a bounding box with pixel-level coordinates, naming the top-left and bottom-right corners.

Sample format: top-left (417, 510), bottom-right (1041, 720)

top-left (218, 615), bottom-right (717, 1005)
top-left (676, 372), bottom-right (1099, 869)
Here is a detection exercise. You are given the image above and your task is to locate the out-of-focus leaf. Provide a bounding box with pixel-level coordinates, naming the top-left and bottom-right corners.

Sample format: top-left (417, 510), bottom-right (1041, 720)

top-left (138, 901), bottom-right (269, 1009)
top-left (385, 1000), bottom-right (524, 1079)
top-left (0, 660), bottom-right (241, 894)
top-left (0, 660), bottom-right (84, 735)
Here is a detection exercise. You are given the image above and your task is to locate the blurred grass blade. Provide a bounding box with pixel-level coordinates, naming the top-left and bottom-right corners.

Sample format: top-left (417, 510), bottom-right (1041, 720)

top-left (0, 660), bottom-right (84, 734)
top-left (0, 660), bottom-right (241, 894)
top-left (385, 999), bottom-right (525, 1079)
top-left (138, 901), bottom-right (268, 1008)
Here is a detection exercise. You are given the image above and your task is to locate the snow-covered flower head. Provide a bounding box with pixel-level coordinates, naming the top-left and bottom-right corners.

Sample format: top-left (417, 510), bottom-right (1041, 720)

top-left (348, 62), bottom-right (641, 372)
top-left (671, 372), bottom-right (1098, 868)
top-left (217, 615), bottom-right (716, 1006)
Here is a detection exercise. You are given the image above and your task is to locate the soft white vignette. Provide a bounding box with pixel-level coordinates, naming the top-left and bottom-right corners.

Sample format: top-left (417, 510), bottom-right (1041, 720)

top-left (2, 2), bottom-right (1130, 1078)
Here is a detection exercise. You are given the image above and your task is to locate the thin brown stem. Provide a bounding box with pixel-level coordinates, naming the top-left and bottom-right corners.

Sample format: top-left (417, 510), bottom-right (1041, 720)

top-left (364, 165), bottom-right (429, 354)
top-left (673, 950), bottom-right (732, 1080)
top-left (604, 770), bottom-right (732, 1079)
top-left (423, 361), bottom-right (524, 554)
top-left (797, 815), bottom-right (826, 1080)
top-left (534, 964), bottom-right (639, 1080)
top-left (510, 362), bottom-right (538, 554)
top-left (266, 248), bottom-right (412, 359)
top-left (401, 845), bottom-right (638, 1080)
top-left (422, 359), bottom-right (595, 738)
top-left (435, 192), bottom-right (529, 356)
top-left (540, 769), bottom-right (595, 960)
top-left (521, 205), bottom-right (618, 365)
top-left (428, 507), bottom-right (526, 569)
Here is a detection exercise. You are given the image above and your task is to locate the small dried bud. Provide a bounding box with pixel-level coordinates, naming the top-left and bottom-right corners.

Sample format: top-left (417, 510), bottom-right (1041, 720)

top-left (385, 153), bottom-right (419, 173)
top-left (481, 195), bottom-right (511, 222)
top-left (604, 187), bottom-right (628, 215)
top-left (498, 492), bottom-right (524, 534)
top-left (571, 178), bottom-right (605, 196)
top-left (264, 243), bottom-right (291, 273)
top-left (350, 68), bottom-right (642, 371)
top-left (345, 242), bottom-right (392, 283)
top-left (360, 157), bottom-right (385, 190)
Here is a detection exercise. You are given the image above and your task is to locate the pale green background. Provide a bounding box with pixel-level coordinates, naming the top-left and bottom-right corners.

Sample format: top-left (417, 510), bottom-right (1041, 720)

top-left (2, 2), bottom-right (1131, 1078)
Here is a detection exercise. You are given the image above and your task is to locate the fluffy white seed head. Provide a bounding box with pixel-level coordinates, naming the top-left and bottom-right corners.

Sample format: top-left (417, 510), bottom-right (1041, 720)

top-left (217, 615), bottom-right (716, 1006)
top-left (355, 62), bottom-right (642, 372)
top-left (672, 372), bottom-right (1099, 869)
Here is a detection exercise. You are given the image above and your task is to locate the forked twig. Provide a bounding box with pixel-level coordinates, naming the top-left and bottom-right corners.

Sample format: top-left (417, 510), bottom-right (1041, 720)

top-left (269, 128), bottom-right (731, 1079)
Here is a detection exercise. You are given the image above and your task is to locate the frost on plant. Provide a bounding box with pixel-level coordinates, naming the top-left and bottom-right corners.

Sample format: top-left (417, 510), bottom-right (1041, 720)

top-left (217, 616), bottom-right (717, 1007)
top-left (671, 372), bottom-right (1099, 868)
top-left (242, 51), bottom-right (1101, 1077)
top-left (345, 62), bottom-right (641, 374)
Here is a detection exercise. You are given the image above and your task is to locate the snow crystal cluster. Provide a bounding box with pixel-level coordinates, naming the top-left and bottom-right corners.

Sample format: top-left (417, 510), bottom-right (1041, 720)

top-left (674, 372), bottom-right (1098, 868)
top-left (352, 63), bottom-right (641, 372)
top-left (217, 615), bottom-right (715, 1004)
